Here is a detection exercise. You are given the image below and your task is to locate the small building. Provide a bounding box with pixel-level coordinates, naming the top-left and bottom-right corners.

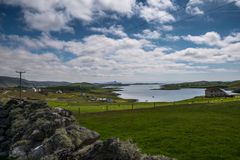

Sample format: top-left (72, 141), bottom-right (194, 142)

top-left (56, 90), bottom-right (63, 94)
top-left (205, 87), bottom-right (228, 98)
top-left (31, 87), bottom-right (41, 93)
top-left (96, 97), bottom-right (113, 103)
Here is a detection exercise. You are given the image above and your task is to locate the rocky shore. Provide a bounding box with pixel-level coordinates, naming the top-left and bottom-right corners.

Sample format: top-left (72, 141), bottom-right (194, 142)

top-left (0, 99), bottom-right (174, 160)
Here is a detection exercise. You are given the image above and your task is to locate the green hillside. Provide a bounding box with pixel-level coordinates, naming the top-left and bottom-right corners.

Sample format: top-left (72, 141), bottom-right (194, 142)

top-left (160, 80), bottom-right (240, 93)
top-left (0, 76), bottom-right (70, 88)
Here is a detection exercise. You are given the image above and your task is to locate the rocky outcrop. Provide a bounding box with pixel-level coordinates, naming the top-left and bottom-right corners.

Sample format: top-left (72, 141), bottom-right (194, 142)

top-left (0, 99), bottom-right (174, 160)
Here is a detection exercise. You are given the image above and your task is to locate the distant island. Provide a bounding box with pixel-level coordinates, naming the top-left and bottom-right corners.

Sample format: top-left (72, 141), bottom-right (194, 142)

top-left (158, 81), bottom-right (240, 93)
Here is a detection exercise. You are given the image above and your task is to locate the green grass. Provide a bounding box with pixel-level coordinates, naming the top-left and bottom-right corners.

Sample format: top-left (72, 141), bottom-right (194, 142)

top-left (76, 102), bottom-right (240, 160)
top-left (1, 89), bottom-right (240, 114)
top-left (48, 95), bottom-right (240, 113)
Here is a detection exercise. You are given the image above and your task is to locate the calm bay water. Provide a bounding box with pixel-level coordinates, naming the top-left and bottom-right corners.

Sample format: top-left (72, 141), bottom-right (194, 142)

top-left (114, 84), bottom-right (205, 102)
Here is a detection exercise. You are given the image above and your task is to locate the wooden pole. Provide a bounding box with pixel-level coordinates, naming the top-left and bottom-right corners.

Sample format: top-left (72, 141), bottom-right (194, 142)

top-left (16, 71), bottom-right (26, 101)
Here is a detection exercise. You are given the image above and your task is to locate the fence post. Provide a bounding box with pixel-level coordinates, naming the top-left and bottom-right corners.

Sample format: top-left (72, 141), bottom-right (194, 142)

top-left (131, 104), bottom-right (134, 111)
top-left (154, 102), bottom-right (156, 108)
top-left (106, 105), bottom-right (108, 111)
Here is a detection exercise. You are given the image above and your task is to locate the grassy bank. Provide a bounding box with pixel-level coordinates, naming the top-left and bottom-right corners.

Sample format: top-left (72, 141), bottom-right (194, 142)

top-left (76, 102), bottom-right (240, 160)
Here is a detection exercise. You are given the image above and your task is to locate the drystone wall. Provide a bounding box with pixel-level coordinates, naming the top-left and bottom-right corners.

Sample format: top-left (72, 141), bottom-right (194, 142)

top-left (0, 99), bottom-right (174, 160)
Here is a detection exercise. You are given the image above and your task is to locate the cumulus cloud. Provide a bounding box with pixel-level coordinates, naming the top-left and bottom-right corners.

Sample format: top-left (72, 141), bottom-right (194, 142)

top-left (181, 31), bottom-right (240, 47)
top-left (90, 25), bottom-right (128, 38)
top-left (1, 32), bottom-right (229, 82)
top-left (133, 29), bottom-right (161, 39)
top-left (186, 0), bottom-right (240, 15)
top-left (165, 42), bottom-right (240, 64)
top-left (165, 34), bottom-right (181, 41)
top-left (182, 32), bottom-right (223, 47)
top-left (138, 0), bottom-right (176, 23)
top-left (0, 0), bottom-right (136, 32)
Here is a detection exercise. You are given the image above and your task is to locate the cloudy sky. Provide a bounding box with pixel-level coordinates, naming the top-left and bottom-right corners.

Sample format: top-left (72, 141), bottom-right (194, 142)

top-left (0, 0), bottom-right (240, 83)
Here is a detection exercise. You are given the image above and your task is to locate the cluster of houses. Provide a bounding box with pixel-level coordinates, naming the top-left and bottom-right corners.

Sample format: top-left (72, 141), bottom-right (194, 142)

top-left (80, 92), bottom-right (113, 102)
top-left (22, 87), bottom-right (42, 93)
top-left (88, 96), bottom-right (113, 103)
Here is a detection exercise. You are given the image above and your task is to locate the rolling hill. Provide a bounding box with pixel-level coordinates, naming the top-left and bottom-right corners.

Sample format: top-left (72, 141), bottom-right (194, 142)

top-left (160, 80), bottom-right (240, 93)
top-left (0, 76), bottom-right (70, 88)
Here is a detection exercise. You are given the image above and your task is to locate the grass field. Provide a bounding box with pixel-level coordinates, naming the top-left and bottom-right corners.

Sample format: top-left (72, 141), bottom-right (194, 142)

top-left (1, 88), bottom-right (240, 113)
top-left (76, 102), bottom-right (240, 160)
top-left (1, 88), bottom-right (240, 159)
top-left (47, 95), bottom-right (240, 113)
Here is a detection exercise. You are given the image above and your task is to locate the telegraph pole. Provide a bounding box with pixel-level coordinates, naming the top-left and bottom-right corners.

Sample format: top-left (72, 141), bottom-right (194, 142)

top-left (16, 71), bottom-right (26, 100)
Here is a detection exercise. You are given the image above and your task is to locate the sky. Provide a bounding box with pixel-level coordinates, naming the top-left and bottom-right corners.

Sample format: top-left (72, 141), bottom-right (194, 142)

top-left (0, 0), bottom-right (240, 83)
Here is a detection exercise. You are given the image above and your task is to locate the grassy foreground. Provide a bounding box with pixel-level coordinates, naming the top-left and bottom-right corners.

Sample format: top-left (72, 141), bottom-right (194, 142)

top-left (76, 102), bottom-right (240, 160)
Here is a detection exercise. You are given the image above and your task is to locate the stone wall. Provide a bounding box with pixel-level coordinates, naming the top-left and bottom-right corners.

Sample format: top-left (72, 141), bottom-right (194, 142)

top-left (0, 99), bottom-right (174, 160)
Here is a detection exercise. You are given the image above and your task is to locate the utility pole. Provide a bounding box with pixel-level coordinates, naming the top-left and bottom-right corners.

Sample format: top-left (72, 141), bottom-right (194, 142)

top-left (16, 71), bottom-right (26, 100)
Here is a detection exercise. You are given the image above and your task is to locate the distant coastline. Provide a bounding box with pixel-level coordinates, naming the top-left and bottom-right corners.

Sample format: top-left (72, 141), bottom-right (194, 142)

top-left (153, 81), bottom-right (240, 93)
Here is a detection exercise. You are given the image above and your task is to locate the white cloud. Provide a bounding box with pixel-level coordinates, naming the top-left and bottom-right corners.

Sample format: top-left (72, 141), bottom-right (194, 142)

top-left (147, 0), bottom-right (176, 9)
top-left (182, 32), bottom-right (223, 47)
top-left (157, 25), bottom-right (174, 31)
top-left (133, 29), bottom-right (161, 39)
top-left (138, 0), bottom-right (176, 23)
top-left (90, 25), bottom-right (128, 38)
top-left (1, 31), bottom-right (239, 82)
top-left (165, 34), bottom-right (181, 41)
top-left (1, 33), bottom-right (223, 81)
top-left (0, 0), bottom-right (136, 32)
top-left (186, 0), bottom-right (240, 15)
top-left (163, 40), bottom-right (240, 64)
top-left (182, 31), bottom-right (240, 47)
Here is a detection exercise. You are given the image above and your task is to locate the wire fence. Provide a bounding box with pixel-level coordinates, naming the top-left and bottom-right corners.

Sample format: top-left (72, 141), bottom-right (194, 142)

top-left (61, 96), bottom-right (240, 114)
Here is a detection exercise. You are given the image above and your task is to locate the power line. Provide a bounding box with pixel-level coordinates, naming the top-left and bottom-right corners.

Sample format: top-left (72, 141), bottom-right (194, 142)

top-left (172, 1), bottom-right (235, 25)
top-left (113, 1), bottom-right (235, 35)
top-left (16, 71), bottom-right (26, 101)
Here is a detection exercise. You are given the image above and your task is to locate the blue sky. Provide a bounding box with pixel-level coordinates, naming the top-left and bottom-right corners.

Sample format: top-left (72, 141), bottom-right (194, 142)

top-left (0, 0), bottom-right (240, 83)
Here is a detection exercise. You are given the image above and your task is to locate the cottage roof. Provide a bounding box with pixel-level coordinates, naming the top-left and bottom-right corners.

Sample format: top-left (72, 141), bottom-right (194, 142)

top-left (205, 87), bottom-right (227, 93)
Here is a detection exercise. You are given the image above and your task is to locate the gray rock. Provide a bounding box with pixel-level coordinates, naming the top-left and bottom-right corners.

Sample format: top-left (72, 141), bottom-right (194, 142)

top-left (10, 146), bottom-right (27, 160)
top-left (30, 129), bottom-right (45, 141)
top-left (28, 145), bottom-right (44, 160)
top-left (78, 126), bottom-right (100, 146)
top-left (79, 138), bottom-right (142, 160)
